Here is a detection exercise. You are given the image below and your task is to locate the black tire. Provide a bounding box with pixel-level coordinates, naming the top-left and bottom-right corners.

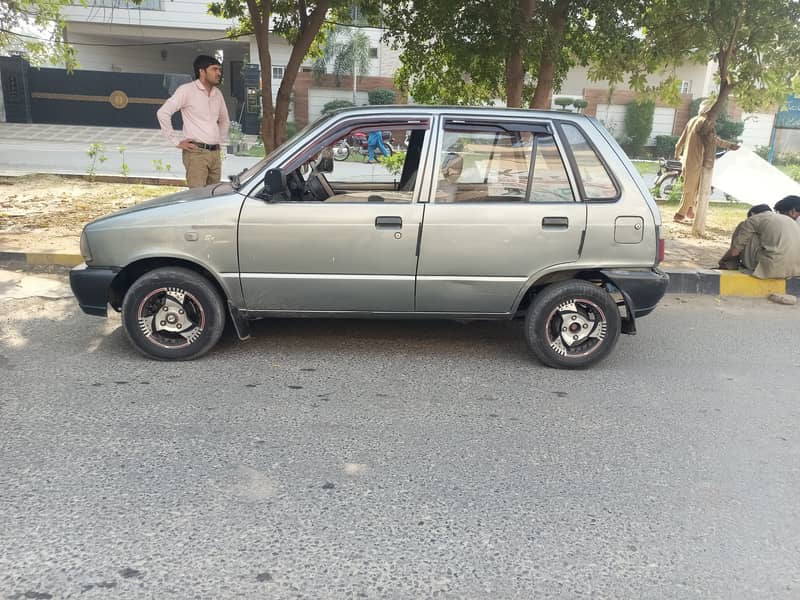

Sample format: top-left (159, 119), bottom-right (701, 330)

top-left (657, 174), bottom-right (677, 198)
top-left (524, 280), bottom-right (621, 369)
top-left (121, 267), bottom-right (226, 361)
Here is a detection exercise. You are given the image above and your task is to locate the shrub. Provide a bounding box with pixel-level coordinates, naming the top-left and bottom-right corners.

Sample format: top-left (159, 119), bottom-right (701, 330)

top-left (787, 165), bottom-right (800, 182)
top-left (655, 135), bottom-right (679, 159)
top-left (321, 99), bottom-right (355, 114)
top-left (554, 97), bottom-right (574, 111)
top-left (284, 121), bottom-right (298, 139)
top-left (754, 145), bottom-right (770, 160)
top-left (623, 99), bottom-right (655, 158)
top-left (379, 151), bottom-right (406, 176)
top-left (572, 98), bottom-right (588, 112)
top-left (667, 177), bottom-right (684, 203)
top-left (368, 88), bottom-right (396, 105)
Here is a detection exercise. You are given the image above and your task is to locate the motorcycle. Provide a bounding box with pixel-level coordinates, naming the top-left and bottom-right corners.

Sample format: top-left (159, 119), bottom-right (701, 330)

top-left (654, 157), bottom-right (682, 198)
top-left (332, 131), bottom-right (396, 161)
top-left (653, 150), bottom-right (729, 199)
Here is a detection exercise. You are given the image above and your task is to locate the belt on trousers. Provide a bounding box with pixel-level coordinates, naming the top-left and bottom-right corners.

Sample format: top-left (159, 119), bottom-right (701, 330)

top-left (192, 142), bottom-right (220, 151)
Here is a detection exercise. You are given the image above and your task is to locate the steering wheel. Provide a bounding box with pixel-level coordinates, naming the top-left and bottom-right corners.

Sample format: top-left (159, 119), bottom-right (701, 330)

top-left (302, 171), bottom-right (334, 202)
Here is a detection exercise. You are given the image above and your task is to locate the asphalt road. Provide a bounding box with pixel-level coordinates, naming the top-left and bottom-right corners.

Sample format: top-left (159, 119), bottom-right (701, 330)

top-left (1, 283), bottom-right (799, 599)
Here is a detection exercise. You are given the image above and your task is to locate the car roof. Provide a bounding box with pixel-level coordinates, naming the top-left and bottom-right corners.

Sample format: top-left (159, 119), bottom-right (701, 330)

top-left (328, 104), bottom-right (592, 124)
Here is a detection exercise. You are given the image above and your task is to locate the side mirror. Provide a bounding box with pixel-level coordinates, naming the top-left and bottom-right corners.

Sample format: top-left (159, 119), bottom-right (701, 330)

top-left (263, 168), bottom-right (287, 201)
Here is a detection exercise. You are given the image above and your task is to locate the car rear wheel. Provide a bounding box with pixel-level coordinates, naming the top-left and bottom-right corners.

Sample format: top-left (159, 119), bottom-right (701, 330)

top-left (524, 280), bottom-right (621, 369)
top-left (121, 267), bottom-right (225, 360)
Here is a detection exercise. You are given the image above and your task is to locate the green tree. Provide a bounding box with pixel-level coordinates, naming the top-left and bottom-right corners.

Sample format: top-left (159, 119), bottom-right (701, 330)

top-left (209, 0), bottom-right (381, 152)
top-left (0, 0), bottom-right (78, 69)
top-left (312, 25), bottom-right (371, 105)
top-left (382, 0), bottom-right (643, 109)
top-left (638, 0), bottom-right (800, 235)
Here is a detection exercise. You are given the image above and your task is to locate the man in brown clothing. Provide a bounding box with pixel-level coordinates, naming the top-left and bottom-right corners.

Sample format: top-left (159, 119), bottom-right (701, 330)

top-left (673, 100), bottom-right (740, 226)
top-left (718, 195), bottom-right (800, 279)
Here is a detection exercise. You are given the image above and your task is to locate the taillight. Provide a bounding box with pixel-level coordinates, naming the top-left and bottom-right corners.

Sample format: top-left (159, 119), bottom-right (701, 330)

top-left (657, 238), bottom-right (665, 264)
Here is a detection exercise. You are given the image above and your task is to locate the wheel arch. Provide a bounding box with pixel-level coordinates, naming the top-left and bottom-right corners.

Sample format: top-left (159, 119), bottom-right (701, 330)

top-left (109, 257), bottom-right (231, 312)
top-left (514, 269), bottom-right (633, 333)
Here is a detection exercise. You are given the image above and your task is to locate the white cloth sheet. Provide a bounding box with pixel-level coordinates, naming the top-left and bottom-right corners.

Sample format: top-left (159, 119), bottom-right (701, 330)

top-left (711, 150), bottom-right (800, 206)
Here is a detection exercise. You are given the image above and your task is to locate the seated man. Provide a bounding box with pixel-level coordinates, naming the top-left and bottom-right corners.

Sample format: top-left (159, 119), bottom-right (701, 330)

top-left (718, 204), bottom-right (772, 270)
top-left (718, 195), bottom-right (800, 278)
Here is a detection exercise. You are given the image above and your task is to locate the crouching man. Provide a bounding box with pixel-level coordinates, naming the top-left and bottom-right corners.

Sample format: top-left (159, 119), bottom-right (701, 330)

top-left (718, 195), bottom-right (800, 278)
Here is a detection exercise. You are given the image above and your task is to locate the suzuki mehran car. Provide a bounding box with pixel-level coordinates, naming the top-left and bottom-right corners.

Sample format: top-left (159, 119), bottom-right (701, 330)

top-left (70, 106), bottom-right (668, 368)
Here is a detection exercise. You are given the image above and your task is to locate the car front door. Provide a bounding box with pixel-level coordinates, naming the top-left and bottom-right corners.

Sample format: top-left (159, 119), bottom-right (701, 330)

top-left (238, 119), bottom-right (431, 313)
top-left (415, 117), bottom-right (587, 314)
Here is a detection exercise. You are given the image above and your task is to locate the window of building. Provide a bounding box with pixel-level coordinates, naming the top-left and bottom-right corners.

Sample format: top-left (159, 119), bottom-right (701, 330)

top-left (273, 66), bottom-right (285, 80)
top-left (680, 80), bottom-right (692, 94)
top-left (369, 47), bottom-right (378, 59)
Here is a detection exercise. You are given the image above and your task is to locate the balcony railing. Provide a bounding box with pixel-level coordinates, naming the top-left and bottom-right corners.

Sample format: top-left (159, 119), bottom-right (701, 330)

top-left (80, 0), bottom-right (163, 10)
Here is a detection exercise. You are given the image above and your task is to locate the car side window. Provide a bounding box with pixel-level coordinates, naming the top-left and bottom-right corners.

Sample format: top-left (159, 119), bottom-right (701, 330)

top-left (269, 123), bottom-right (429, 204)
top-left (560, 123), bottom-right (619, 200)
top-left (434, 127), bottom-right (534, 203)
top-left (530, 135), bottom-right (575, 203)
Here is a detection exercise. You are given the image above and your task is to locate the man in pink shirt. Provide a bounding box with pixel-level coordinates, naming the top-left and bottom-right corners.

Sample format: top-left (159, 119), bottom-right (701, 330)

top-left (157, 55), bottom-right (230, 188)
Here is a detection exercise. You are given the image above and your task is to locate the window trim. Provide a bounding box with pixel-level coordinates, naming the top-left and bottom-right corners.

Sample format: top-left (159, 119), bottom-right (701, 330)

top-left (555, 120), bottom-right (621, 203)
top-left (433, 118), bottom-right (577, 205)
top-left (275, 116), bottom-right (432, 205)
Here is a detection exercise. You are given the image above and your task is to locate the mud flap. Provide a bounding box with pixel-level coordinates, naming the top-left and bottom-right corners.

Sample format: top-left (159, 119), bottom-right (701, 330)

top-left (228, 301), bottom-right (251, 340)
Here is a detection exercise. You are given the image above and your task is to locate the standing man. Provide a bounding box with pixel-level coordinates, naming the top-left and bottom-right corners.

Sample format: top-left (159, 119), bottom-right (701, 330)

top-left (367, 130), bottom-right (389, 164)
top-left (673, 100), bottom-right (740, 228)
top-left (157, 55), bottom-right (230, 188)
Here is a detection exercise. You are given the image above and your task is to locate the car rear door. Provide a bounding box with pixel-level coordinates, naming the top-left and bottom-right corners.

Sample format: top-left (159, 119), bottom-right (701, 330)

top-left (415, 117), bottom-right (587, 313)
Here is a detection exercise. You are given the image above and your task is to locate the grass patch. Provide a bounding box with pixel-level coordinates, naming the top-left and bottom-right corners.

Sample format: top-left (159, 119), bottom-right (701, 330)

top-left (632, 160), bottom-right (659, 176)
top-left (657, 198), bottom-right (749, 238)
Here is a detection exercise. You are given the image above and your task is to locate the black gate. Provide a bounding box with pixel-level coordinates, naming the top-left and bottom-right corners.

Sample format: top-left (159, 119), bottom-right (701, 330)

top-left (1, 56), bottom-right (189, 129)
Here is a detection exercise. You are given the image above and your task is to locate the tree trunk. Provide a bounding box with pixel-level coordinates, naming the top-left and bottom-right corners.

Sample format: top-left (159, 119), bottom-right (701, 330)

top-left (530, 57), bottom-right (555, 109)
top-left (505, 0), bottom-right (536, 108)
top-left (692, 31), bottom-right (738, 236)
top-left (273, 0), bottom-right (331, 149)
top-left (246, 0), bottom-right (275, 152)
top-left (529, 0), bottom-right (568, 109)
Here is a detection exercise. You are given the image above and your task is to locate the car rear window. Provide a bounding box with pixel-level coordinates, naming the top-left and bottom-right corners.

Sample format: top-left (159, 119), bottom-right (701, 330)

top-left (560, 123), bottom-right (619, 200)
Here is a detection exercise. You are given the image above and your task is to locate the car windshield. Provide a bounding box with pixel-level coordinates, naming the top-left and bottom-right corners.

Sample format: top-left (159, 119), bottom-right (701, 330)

top-left (231, 113), bottom-right (335, 187)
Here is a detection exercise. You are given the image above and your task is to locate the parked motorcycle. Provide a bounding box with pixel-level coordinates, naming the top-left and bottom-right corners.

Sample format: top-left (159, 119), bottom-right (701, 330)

top-left (653, 150), bottom-right (728, 199)
top-left (654, 157), bottom-right (682, 198)
top-left (332, 131), bottom-right (396, 161)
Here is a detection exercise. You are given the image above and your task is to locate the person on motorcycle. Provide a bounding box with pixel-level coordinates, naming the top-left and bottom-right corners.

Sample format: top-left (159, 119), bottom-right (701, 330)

top-left (367, 130), bottom-right (390, 163)
top-left (673, 99), bottom-right (740, 225)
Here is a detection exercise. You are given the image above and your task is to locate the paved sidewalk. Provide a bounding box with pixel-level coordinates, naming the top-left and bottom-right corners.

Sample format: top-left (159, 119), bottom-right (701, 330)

top-left (0, 122), bottom-right (259, 147)
top-left (0, 122), bottom-right (260, 180)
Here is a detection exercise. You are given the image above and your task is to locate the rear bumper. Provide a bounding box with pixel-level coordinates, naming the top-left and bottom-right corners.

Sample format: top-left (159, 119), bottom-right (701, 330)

top-left (601, 268), bottom-right (669, 318)
top-left (69, 263), bottom-right (118, 317)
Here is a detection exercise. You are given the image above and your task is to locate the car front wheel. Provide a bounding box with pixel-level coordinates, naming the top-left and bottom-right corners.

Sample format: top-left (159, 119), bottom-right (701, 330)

top-left (121, 267), bottom-right (225, 360)
top-left (524, 280), bottom-right (621, 369)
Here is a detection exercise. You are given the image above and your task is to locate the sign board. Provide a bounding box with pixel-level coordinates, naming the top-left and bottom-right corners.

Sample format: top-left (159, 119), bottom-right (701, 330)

top-left (774, 94), bottom-right (800, 129)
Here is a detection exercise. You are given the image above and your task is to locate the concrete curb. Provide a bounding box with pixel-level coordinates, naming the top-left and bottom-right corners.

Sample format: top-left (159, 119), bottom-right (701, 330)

top-left (666, 267), bottom-right (800, 297)
top-left (3, 250), bottom-right (800, 299)
top-left (0, 251), bottom-right (83, 267)
top-left (0, 172), bottom-right (186, 187)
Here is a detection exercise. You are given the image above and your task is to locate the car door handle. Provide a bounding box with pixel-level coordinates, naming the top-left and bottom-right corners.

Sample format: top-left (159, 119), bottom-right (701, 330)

top-left (542, 216), bottom-right (569, 229)
top-left (375, 216), bottom-right (403, 229)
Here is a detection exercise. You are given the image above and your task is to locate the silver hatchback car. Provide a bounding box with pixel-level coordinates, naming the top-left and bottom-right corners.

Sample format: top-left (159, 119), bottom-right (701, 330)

top-left (70, 106), bottom-right (668, 368)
